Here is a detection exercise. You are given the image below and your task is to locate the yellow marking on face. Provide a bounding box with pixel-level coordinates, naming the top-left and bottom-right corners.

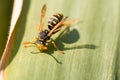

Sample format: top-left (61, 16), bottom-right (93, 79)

top-left (41, 45), bottom-right (48, 50)
top-left (36, 44), bottom-right (47, 51)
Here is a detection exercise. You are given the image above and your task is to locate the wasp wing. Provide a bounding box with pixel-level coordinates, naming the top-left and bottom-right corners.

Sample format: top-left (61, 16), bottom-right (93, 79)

top-left (39, 4), bottom-right (46, 32)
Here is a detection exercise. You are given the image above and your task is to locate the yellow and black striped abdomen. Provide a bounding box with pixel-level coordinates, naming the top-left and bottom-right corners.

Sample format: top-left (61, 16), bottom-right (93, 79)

top-left (48, 13), bottom-right (63, 30)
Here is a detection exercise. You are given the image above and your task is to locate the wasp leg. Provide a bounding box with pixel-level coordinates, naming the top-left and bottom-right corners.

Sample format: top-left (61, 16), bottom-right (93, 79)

top-left (63, 18), bottom-right (80, 27)
top-left (47, 39), bottom-right (64, 54)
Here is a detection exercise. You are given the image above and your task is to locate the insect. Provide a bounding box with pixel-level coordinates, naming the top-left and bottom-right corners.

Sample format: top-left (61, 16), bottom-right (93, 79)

top-left (23, 4), bottom-right (79, 53)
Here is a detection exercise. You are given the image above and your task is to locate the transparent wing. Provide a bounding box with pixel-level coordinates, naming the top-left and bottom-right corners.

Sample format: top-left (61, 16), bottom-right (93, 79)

top-left (62, 18), bottom-right (80, 26)
top-left (39, 4), bottom-right (46, 32)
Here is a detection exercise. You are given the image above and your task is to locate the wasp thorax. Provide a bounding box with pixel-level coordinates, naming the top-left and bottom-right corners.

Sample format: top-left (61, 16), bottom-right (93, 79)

top-left (38, 29), bottom-right (49, 39)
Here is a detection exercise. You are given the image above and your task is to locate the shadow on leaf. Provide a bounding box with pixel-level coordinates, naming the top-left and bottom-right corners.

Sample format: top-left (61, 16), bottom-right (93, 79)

top-left (31, 51), bottom-right (62, 64)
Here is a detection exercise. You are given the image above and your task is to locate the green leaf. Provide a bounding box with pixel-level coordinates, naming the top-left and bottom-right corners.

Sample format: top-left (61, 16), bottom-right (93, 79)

top-left (1, 0), bottom-right (120, 80)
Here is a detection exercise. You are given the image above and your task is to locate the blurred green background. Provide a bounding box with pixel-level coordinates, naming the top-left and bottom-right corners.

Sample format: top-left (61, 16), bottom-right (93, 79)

top-left (0, 0), bottom-right (13, 58)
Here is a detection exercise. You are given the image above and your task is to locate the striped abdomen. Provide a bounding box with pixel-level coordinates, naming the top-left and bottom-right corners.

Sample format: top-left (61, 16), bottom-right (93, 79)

top-left (48, 13), bottom-right (63, 30)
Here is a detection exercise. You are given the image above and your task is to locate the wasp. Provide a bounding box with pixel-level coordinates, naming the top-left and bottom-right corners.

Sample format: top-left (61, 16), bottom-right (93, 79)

top-left (23, 4), bottom-right (79, 53)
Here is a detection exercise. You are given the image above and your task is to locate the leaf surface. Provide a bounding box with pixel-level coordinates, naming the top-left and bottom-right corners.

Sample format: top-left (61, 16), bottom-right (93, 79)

top-left (2, 0), bottom-right (120, 80)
